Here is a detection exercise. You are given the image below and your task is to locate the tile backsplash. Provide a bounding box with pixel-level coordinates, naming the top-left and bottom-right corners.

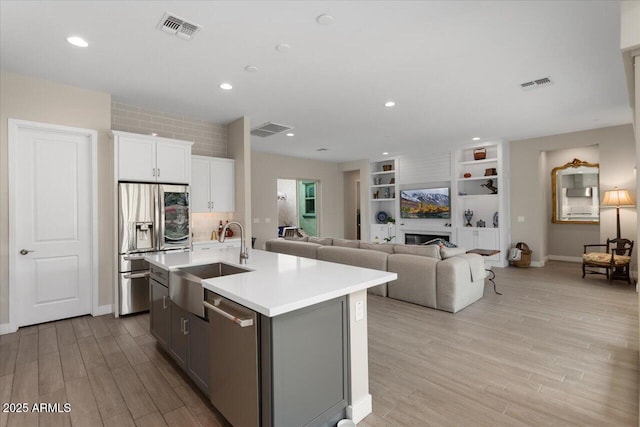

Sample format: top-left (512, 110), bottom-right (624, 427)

top-left (192, 212), bottom-right (235, 241)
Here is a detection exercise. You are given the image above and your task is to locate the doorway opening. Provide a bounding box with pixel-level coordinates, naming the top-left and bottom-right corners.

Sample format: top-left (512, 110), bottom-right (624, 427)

top-left (343, 170), bottom-right (361, 240)
top-left (277, 179), bottom-right (319, 237)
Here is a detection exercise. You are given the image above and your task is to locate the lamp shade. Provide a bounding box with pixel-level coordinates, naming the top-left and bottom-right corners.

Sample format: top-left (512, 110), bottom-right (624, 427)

top-left (602, 187), bottom-right (634, 207)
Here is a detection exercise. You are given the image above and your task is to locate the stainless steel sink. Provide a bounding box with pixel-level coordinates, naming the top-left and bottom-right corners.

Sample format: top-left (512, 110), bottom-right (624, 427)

top-left (170, 263), bottom-right (250, 317)
top-left (178, 263), bottom-right (249, 280)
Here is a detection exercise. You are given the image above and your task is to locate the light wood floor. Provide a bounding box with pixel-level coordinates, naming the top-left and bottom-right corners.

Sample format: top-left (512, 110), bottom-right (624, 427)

top-left (0, 312), bottom-right (228, 427)
top-left (0, 261), bottom-right (637, 426)
top-left (361, 261), bottom-right (639, 426)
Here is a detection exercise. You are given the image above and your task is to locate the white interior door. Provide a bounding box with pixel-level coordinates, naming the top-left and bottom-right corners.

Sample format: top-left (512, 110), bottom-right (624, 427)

top-left (11, 121), bottom-right (95, 327)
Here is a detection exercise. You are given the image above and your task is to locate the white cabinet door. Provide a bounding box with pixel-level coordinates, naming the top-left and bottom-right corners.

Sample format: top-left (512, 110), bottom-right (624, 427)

top-left (456, 228), bottom-right (476, 250)
top-left (191, 156), bottom-right (211, 213)
top-left (457, 228), bottom-right (500, 261)
top-left (118, 136), bottom-right (156, 182)
top-left (156, 140), bottom-right (191, 184)
top-left (210, 158), bottom-right (235, 212)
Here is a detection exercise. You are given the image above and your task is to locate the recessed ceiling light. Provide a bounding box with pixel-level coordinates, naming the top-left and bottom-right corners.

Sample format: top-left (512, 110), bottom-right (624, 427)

top-left (316, 14), bottom-right (334, 25)
top-left (275, 43), bottom-right (291, 53)
top-left (472, 137), bottom-right (480, 141)
top-left (382, 152), bottom-right (389, 155)
top-left (219, 83), bottom-right (233, 90)
top-left (151, 133), bottom-right (158, 137)
top-left (384, 101), bottom-right (396, 107)
top-left (286, 133), bottom-right (294, 137)
top-left (66, 36), bottom-right (88, 47)
top-left (245, 65), bottom-right (258, 73)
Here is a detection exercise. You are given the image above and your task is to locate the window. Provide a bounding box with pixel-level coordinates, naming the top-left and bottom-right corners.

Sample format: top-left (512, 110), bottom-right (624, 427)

top-left (303, 182), bottom-right (316, 216)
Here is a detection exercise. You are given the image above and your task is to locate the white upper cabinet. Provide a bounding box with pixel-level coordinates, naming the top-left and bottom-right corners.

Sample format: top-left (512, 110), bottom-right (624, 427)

top-left (117, 135), bottom-right (156, 182)
top-left (114, 131), bottom-right (192, 183)
top-left (191, 155), bottom-right (235, 213)
top-left (155, 140), bottom-right (192, 184)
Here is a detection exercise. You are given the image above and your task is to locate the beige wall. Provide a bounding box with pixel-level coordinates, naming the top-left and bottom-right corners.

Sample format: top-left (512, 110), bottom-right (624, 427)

top-left (251, 151), bottom-right (342, 249)
top-left (0, 71), bottom-right (112, 324)
top-left (510, 124), bottom-right (637, 266)
top-left (546, 146), bottom-right (600, 259)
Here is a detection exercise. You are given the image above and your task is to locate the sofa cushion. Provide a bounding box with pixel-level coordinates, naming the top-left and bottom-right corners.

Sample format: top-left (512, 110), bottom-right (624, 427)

top-left (359, 242), bottom-right (395, 254)
top-left (308, 237), bottom-right (333, 246)
top-left (332, 238), bottom-right (360, 248)
top-left (265, 239), bottom-right (320, 259)
top-left (393, 244), bottom-right (441, 259)
top-left (440, 247), bottom-right (467, 259)
top-left (317, 246), bottom-right (388, 296)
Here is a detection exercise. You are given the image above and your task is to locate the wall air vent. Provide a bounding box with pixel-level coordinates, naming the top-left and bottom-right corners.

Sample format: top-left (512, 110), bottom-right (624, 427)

top-left (520, 76), bottom-right (553, 91)
top-left (157, 13), bottom-right (201, 40)
top-left (251, 122), bottom-right (294, 137)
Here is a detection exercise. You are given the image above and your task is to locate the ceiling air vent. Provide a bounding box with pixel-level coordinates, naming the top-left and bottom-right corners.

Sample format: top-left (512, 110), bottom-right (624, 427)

top-left (520, 76), bottom-right (553, 91)
top-left (251, 122), bottom-right (294, 137)
top-left (157, 13), bottom-right (201, 40)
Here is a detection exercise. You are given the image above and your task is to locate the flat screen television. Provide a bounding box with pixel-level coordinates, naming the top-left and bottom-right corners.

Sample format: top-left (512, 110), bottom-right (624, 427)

top-left (400, 187), bottom-right (450, 219)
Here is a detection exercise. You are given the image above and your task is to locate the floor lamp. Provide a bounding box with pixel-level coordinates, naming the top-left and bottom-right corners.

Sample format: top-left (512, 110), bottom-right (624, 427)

top-left (601, 187), bottom-right (634, 239)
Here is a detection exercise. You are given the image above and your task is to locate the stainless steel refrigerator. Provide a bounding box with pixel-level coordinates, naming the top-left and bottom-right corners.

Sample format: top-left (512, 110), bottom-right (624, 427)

top-left (118, 183), bottom-right (190, 315)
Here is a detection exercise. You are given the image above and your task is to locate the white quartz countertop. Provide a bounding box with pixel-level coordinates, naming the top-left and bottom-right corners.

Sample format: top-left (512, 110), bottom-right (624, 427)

top-left (145, 248), bottom-right (396, 317)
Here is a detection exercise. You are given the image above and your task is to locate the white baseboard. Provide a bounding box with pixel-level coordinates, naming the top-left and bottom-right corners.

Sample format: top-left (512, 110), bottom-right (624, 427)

top-left (0, 322), bottom-right (18, 335)
top-left (548, 255), bottom-right (582, 263)
top-left (93, 304), bottom-right (113, 316)
top-left (347, 394), bottom-right (372, 424)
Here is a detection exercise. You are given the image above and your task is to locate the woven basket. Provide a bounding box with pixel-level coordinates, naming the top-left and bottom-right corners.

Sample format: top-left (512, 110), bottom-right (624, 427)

top-left (511, 242), bottom-right (532, 268)
top-left (473, 148), bottom-right (486, 160)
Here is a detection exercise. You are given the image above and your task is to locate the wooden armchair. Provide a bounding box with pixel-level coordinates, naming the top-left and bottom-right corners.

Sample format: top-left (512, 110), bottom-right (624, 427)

top-left (582, 238), bottom-right (634, 284)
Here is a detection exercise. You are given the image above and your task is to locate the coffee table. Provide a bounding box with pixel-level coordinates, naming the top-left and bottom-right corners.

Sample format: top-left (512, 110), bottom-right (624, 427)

top-left (466, 249), bottom-right (501, 295)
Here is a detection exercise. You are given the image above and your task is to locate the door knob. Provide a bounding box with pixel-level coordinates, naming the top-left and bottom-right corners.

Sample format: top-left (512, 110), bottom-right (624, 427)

top-left (19, 249), bottom-right (35, 255)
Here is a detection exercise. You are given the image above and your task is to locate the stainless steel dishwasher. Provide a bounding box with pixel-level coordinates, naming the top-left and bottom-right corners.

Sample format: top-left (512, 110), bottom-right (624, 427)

top-left (203, 290), bottom-right (260, 427)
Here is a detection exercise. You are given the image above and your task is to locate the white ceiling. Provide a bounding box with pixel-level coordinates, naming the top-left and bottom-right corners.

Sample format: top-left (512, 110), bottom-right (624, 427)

top-left (0, 1), bottom-right (631, 162)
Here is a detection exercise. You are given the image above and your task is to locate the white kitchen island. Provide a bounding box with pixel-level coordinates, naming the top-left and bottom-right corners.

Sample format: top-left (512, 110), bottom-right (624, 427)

top-left (145, 247), bottom-right (396, 426)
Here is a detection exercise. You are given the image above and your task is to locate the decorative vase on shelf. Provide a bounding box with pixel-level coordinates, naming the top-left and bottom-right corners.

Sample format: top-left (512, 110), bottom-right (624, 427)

top-left (464, 209), bottom-right (474, 227)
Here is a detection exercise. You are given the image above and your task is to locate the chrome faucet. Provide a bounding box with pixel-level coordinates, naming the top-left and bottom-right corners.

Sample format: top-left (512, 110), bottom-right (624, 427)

top-left (219, 221), bottom-right (249, 264)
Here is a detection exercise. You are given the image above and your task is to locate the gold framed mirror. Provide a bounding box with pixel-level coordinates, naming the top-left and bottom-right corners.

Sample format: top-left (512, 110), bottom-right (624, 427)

top-left (551, 159), bottom-right (599, 224)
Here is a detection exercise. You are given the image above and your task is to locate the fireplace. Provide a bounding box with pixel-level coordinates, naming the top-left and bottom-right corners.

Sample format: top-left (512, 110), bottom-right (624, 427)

top-left (405, 233), bottom-right (450, 245)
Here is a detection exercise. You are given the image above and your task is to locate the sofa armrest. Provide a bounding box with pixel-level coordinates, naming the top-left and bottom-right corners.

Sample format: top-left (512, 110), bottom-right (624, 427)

top-left (436, 254), bottom-right (485, 313)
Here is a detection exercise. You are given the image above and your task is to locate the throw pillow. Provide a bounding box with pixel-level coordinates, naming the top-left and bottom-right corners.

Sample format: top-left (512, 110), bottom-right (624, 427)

top-left (284, 235), bottom-right (308, 242)
top-left (424, 238), bottom-right (457, 248)
top-left (393, 244), bottom-right (441, 259)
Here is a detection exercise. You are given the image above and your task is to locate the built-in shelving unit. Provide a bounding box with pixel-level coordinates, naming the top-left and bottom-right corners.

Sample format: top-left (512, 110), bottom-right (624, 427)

top-left (453, 142), bottom-right (508, 266)
top-left (369, 159), bottom-right (398, 242)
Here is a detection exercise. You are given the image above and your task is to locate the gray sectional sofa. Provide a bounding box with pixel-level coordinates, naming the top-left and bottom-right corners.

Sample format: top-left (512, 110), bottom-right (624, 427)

top-left (265, 237), bottom-right (486, 313)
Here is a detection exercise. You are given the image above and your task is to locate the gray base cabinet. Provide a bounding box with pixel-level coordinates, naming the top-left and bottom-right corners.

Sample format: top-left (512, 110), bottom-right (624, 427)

top-left (170, 303), bottom-right (189, 370)
top-left (150, 271), bottom-right (210, 397)
top-left (261, 296), bottom-right (348, 427)
top-left (150, 279), bottom-right (170, 348)
top-left (167, 303), bottom-right (210, 394)
top-left (187, 313), bottom-right (210, 395)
